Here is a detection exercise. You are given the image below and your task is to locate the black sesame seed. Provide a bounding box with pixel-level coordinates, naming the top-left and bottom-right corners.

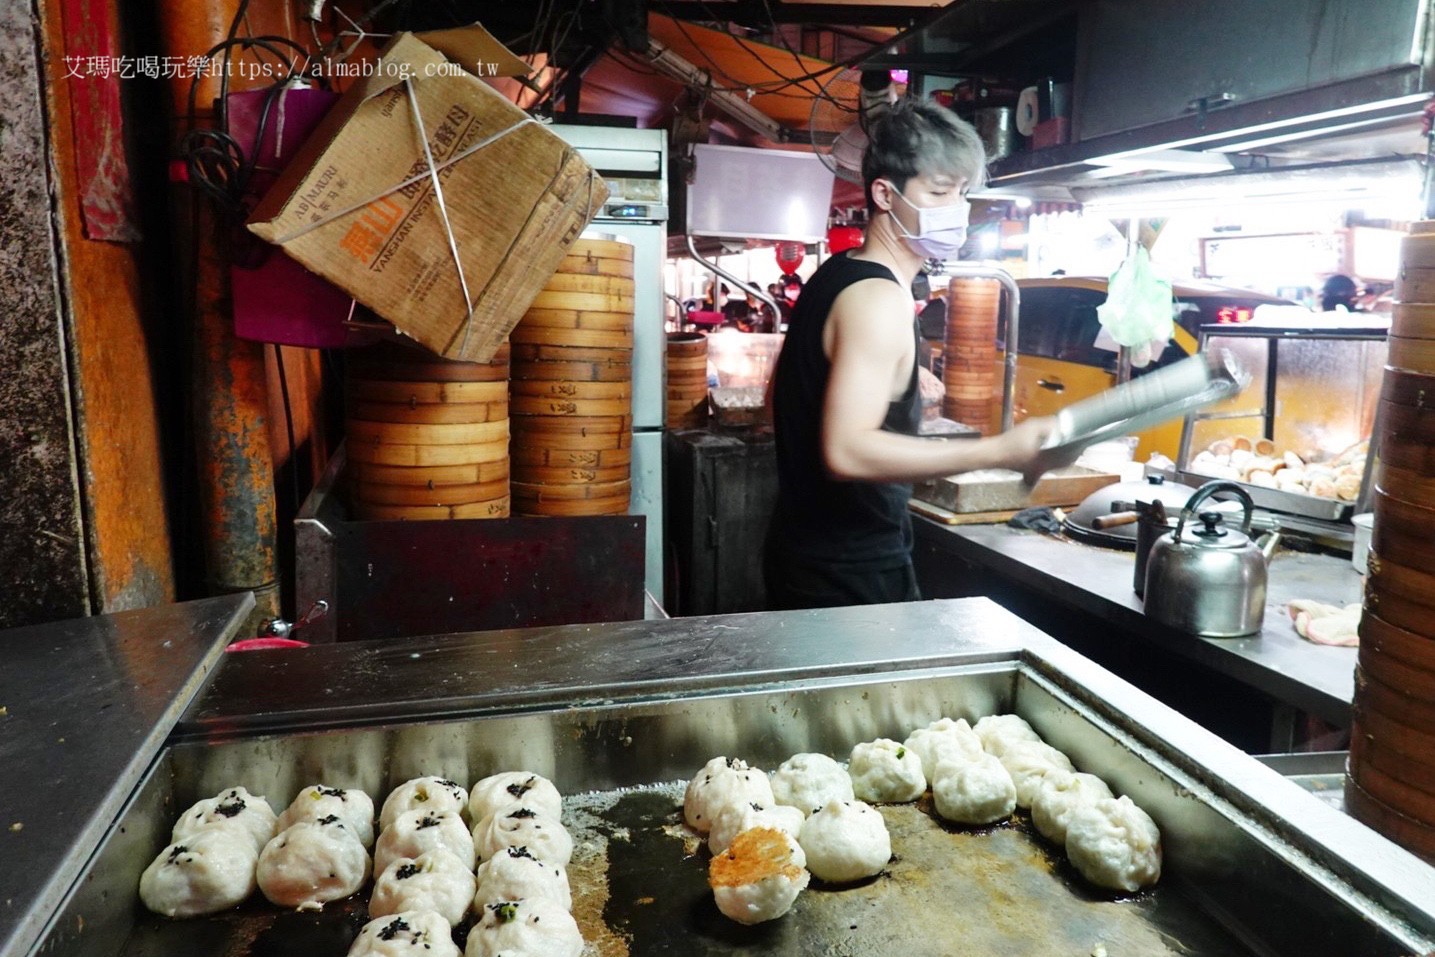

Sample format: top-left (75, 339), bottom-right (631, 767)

top-left (316, 814), bottom-right (340, 826)
top-left (395, 863), bottom-right (422, 880)
top-left (507, 808), bottom-right (538, 819)
top-left (416, 814), bottom-right (441, 829)
top-left (317, 786), bottom-right (346, 799)
top-left (378, 917), bottom-right (410, 941)
top-left (214, 799), bottom-right (245, 818)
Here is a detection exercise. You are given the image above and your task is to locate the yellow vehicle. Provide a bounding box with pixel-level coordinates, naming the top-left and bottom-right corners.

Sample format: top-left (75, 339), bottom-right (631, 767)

top-left (1007, 277), bottom-right (1298, 461)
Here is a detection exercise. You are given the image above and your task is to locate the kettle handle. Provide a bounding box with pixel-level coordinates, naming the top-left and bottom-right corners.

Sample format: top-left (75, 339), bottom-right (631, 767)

top-left (1173, 480), bottom-right (1255, 540)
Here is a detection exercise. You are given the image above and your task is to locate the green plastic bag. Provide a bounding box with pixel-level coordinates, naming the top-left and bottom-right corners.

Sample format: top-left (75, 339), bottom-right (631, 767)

top-left (1096, 247), bottom-right (1173, 350)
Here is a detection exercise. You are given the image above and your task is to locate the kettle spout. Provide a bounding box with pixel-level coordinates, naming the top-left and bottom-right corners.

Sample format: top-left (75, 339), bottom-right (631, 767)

top-left (1258, 531), bottom-right (1282, 564)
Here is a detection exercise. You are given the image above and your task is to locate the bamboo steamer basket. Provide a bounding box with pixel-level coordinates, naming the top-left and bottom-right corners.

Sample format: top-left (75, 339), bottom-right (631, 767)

top-left (566, 236), bottom-right (634, 262)
top-left (1389, 335), bottom-right (1435, 374)
top-left (520, 308), bottom-right (634, 331)
top-left (509, 358), bottom-right (633, 383)
top-left (511, 396), bottom-right (632, 418)
top-left (667, 332), bottom-right (709, 429)
top-left (510, 464), bottom-right (631, 485)
top-left (352, 497), bottom-right (511, 522)
top-left (345, 379), bottom-right (509, 405)
top-left (510, 414), bottom-right (631, 434)
top-left (1361, 611), bottom-right (1435, 674)
top-left (510, 380), bottom-right (631, 400)
top-left (1396, 220), bottom-right (1435, 268)
top-left (349, 342), bottom-right (509, 382)
top-left (1374, 460), bottom-right (1435, 501)
top-left (1378, 398), bottom-right (1435, 444)
top-left (347, 437), bottom-right (509, 467)
top-left (1350, 307), bottom-right (1435, 857)
top-left (346, 400), bottom-right (508, 425)
top-left (1345, 773), bottom-right (1435, 862)
top-left (1396, 265), bottom-right (1435, 304)
top-left (354, 477), bottom-right (510, 507)
top-left (1355, 669), bottom-right (1435, 747)
top-left (557, 253), bottom-right (635, 279)
top-left (1360, 632), bottom-right (1435, 703)
top-left (1366, 552), bottom-right (1435, 613)
top-left (1370, 490), bottom-right (1435, 575)
top-left (510, 446), bottom-right (631, 469)
top-left (512, 495), bottom-right (630, 517)
top-left (509, 324), bottom-right (634, 350)
top-left (1347, 752), bottom-right (1435, 838)
top-left (1380, 365), bottom-right (1435, 407)
top-left (511, 430), bottom-right (632, 452)
top-left (349, 460), bottom-right (508, 488)
top-left (528, 289), bottom-right (635, 313)
top-left (346, 419), bottom-right (508, 447)
top-left (1392, 303), bottom-right (1435, 340)
top-left (667, 404), bottom-right (708, 429)
top-left (1351, 718), bottom-right (1435, 798)
top-left (539, 273), bottom-right (635, 295)
top-left (512, 479), bottom-right (630, 500)
top-left (1356, 658), bottom-right (1435, 736)
top-left (511, 342), bottom-right (633, 364)
top-left (943, 281), bottom-right (999, 436)
top-left (505, 240), bottom-right (636, 512)
top-left (946, 277), bottom-right (1002, 307)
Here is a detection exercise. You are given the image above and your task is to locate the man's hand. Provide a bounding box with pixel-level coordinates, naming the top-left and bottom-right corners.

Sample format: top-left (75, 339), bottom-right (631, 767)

top-left (992, 416), bottom-right (1083, 485)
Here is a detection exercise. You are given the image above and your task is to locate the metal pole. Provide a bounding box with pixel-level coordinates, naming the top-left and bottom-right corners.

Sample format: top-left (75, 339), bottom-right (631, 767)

top-left (685, 235), bottom-right (783, 322)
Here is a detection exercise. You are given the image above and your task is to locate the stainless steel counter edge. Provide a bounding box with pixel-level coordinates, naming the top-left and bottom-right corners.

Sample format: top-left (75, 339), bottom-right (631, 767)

top-left (178, 599), bottom-right (1034, 738)
top-left (914, 519), bottom-right (1360, 726)
top-left (181, 597), bottom-right (1434, 941)
top-left (0, 593), bottom-right (254, 957)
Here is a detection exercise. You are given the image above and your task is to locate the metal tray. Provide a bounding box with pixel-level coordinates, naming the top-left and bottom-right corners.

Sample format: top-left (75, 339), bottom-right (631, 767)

top-left (1169, 467), bottom-right (1355, 522)
top-left (32, 600), bottom-right (1435, 957)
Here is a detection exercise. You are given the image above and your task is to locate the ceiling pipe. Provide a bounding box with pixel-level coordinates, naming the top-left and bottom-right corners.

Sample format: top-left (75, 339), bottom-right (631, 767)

top-left (645, 38), bottom-right (790, 143)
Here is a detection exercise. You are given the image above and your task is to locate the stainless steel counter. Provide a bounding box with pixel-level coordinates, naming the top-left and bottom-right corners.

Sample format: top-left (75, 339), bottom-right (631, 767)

top-left (913, 520), bottom-right (1360, 728)
top-left (0, 594), bottom-right (252, 957)
top-left (23, 597), bottom-right (1435, 955)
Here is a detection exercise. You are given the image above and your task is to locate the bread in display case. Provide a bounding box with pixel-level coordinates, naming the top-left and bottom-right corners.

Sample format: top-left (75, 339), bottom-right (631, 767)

top-left (1172, 321), bottom-right (1387, 521)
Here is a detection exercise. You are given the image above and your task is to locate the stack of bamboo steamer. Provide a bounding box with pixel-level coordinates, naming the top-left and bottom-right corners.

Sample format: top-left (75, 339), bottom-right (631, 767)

top-left (942, 278), bottom-right (1002, 435)
top-left (1346, 220), bottom-right (1435, 863)
top-left (666, 331), bottom-right (709, 428)
top-left (508, 235), bottom-right (634, 516)
top-left (344, 341), bottom-right (511, 520)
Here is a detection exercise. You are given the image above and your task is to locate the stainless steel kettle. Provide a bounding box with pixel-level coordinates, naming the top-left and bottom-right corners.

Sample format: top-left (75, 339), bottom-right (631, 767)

top-left (1142, 481), bottom-right (1281, 637)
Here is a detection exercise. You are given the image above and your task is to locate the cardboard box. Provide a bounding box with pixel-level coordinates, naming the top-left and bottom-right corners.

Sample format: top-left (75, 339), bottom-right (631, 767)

top-left (247, 25), bottom-right (609, 362)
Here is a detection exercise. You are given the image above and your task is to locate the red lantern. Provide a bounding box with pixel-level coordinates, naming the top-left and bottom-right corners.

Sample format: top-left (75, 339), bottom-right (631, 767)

top-left (775, 242), bottom-right (805, 275)
top-left (826, 225), bottom-right (862, 254)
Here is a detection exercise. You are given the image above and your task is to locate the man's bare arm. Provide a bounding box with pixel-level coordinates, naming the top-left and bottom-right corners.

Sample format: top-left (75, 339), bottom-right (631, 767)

top-left (820, 280), bottom-right (1059, 483)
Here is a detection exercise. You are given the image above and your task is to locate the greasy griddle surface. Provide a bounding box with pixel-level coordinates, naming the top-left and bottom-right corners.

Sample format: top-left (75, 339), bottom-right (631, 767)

top-left (121, 783), bottom-right (1252, 957)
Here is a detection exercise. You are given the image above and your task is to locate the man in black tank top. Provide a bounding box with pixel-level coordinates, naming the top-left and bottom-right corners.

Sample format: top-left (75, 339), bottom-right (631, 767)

top-left (765, 98), bottom-right (1074, 610)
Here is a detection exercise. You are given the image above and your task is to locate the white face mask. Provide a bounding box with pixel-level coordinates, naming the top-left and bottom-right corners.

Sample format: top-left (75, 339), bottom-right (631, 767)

top-left (884, 180), bottom-right (970, 261)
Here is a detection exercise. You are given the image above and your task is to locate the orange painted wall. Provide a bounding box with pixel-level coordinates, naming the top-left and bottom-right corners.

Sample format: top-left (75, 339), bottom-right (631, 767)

top-left (39, 0), bottom-right (175, 611)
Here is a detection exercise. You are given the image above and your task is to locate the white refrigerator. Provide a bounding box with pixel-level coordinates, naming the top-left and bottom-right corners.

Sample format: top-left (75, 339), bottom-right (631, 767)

top-left (550, 124), bottom-right (669, 606)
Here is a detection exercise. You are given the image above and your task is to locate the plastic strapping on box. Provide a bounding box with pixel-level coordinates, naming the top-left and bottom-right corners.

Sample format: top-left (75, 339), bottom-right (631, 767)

top-left (270, 115), bottom-right (541, 246)
top-left (402, 78), bottom-right (474, 322)
top-left (268, 99), bottom-right (598, 356)
top-left (453, 147), bottom-right (597, 356)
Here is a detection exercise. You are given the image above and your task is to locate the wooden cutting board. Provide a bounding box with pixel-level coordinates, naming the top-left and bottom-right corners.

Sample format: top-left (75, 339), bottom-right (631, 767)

top-left (912, 465), bottom-right (1120, 514)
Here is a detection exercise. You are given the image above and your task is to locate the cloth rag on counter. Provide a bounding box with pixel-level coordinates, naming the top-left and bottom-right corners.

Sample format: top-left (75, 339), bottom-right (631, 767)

top-left (1008, 506), bottom-right (1064, 535)
top-left (1287, 599), bottom-right (1360, 647)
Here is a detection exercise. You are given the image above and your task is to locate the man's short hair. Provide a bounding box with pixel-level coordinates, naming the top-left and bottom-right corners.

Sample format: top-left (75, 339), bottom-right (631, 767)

top-left (862, 97), bottom-right (986, 213)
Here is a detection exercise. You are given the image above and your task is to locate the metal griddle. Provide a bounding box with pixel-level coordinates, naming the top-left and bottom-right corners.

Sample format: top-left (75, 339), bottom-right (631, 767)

top-left (29, 599), bottom-right (1435, 957)
top-left (114, 784), bottom-right (1249, 957)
